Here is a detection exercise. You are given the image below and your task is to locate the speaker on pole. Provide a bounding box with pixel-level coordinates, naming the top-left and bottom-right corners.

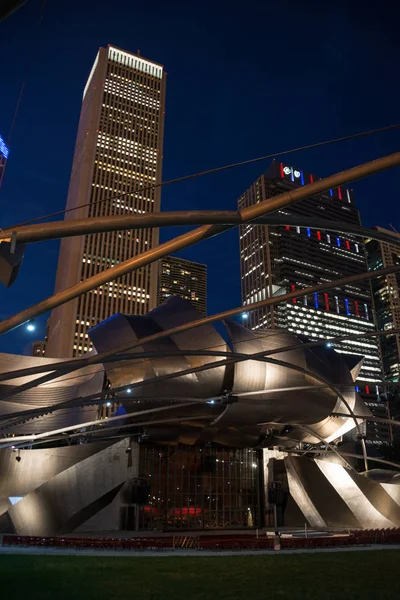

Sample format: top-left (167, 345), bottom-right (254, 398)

top-left (0, 241), bottom-right (26, 287)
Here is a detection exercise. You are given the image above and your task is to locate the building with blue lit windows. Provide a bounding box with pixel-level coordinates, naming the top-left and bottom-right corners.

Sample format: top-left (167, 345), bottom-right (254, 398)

top-left (238, 160), bottom-right (390, 445)
top-left (0, 134), bottom-right (9, 189)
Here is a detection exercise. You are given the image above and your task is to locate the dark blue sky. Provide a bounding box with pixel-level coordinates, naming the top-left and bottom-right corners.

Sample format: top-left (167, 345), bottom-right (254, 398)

top-left (0, 0), bottom-right (399, 354)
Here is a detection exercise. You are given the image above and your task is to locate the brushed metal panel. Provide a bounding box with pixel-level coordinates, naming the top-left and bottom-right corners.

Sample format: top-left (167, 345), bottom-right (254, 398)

top-left (7, 439), bottom-right (130, 535)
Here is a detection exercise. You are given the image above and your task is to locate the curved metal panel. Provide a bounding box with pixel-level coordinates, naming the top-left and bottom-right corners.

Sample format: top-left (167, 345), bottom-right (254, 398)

top-left (0, 352), bottom-right (103, 434)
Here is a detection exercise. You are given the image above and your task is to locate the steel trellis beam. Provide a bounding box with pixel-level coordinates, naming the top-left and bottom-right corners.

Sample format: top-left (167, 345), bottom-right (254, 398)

top-left (2, 213), bottom-right (400, 248)
top-left (0, 265), bottom-right (399, 396)
top-left (285, 448), bottom-right (400, 472)
top-left (1, 152), bottom-right (400, 336)
top-left (0, 347), bottom-right (354, 416)
top-left (2, 325), bottom-right (400, 387)
top-left (0, 349), bottom-right (365, 467)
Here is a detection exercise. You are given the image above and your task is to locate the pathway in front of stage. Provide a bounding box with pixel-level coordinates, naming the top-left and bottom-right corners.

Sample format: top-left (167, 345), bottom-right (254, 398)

top-left (1, 544), bottom-right (400, 557)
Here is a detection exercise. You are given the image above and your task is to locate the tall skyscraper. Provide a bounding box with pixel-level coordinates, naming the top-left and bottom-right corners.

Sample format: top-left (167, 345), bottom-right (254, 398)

top-left (238, 160), bottom-right (389, 445)
top-left (366, 227), bottom-right (400, 382)
top-left (47, 46), bottom-right (166, 358)
top-left (0, 134), bottom-right (9, 189)
top-left (157, 256), bottom-right (207, 315)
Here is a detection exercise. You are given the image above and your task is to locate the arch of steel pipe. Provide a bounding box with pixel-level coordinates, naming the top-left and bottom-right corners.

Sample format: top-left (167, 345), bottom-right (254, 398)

top-left (1, 266), bottom-right (399, 395)
top-left (0, 324), bottom-right (400, 384)
top-left (285, 448), bottom-right (400, 472)
top-left (1, 152), bottom-right (400, 336)
top-left (0, 415), bottom-right (207, 450)
top-left (0, 349), bottom-right (367, 468)
top-left (331, 412), bottom-right (400, 428)
top-left (0, 349), bottom-right (361, 421)
top-left (1, 325), bottom-right (399, 393)
top-left (2, 213), bottom-right (400, 248)
top-left (0, 402), bottom-right (205, 447)
top-left (0, 325), bottom-right (381, 396)
top-left (0, 405), bottom-right (357, 472)
top-left (0, 383), bottom-right (360, 428)
top-left (279, 422), bottom-right (356, 472)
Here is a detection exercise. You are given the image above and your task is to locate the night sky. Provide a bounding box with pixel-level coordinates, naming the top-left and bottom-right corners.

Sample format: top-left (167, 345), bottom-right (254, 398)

top-left (1, 0), bottom-right (400, 355)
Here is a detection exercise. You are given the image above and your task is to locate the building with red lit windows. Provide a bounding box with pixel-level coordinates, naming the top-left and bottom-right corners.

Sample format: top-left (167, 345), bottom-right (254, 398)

top-left (238, 160), bottom-right (390, 445)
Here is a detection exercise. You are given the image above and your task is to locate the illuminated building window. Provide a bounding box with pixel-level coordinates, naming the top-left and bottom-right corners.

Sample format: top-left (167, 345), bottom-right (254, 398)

top-left (324, 293), bottom-right (330, 311)
top-left (364, 303), bottom-right (369, 320)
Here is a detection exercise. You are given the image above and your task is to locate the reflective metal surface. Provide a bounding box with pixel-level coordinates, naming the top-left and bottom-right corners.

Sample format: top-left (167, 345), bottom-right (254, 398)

top-left (86, 297), bottom-right (370, 447)
top-left (0, 352), bottom-right (103, 433)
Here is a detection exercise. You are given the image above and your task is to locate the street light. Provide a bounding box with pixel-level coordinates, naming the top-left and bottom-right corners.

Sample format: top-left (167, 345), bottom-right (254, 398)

top-left (242, 312), bottom-right (249, 320)
top-left (26, 322), bottom-right (35, 332)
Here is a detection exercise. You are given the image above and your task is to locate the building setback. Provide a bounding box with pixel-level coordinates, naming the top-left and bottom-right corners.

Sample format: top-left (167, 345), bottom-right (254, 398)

top-left (157, 256), bottom-right (207, 315)
top-left (47, 45), bottom-right (166, 358)
top-left (238, 160), bottom-right (389, 445)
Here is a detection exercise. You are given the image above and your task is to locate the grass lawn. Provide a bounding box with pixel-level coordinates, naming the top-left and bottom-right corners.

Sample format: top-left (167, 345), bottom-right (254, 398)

top-left (0, 550), bottom-right (398, 599)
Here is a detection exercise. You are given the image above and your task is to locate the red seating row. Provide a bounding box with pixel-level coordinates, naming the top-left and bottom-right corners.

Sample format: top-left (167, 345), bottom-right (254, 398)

top-left (2, 528), bottom-right (400, 552)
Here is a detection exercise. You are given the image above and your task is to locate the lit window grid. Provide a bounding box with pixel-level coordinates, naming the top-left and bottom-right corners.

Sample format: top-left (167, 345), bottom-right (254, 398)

top-left (366, 233), bottom-right (400, 382)
top-left (238, 168), bottom-right (384, 392)
top-left (157, 256), bottom-right (207, 316)
top-left (74, 50), bottom-right (165, 356)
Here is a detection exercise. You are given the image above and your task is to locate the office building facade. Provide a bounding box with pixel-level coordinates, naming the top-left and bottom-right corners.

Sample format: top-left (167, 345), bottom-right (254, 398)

top-left (238, 160), bottom-right (389, 445)
top-left (157, 256), bottom-right (207, 315)
top-left (366, 227), bottom-right (400, 443)
top-left (47, 45), bottom-right (166, 357)
top-left (366, 227), bottom-right (400, 382)
top-left (0, 134), bottom-right (9, 189)
top-left (32, 340), bottom-right (47, 357)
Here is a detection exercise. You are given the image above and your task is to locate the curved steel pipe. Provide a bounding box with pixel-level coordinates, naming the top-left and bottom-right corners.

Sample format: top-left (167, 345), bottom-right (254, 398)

top-left (0, 349), bottom-right (364, 462)
top-left (1, 415), bottom-right (207, 450)
top-left (1, 152), bottom-right (400, 336)
top-left (287, 448), bottom-right (400, 472)
top-left (2, 213), bottom-right (400, 247)
top-left (2, 326), bottom-right (400, 400)
top-left (0, 267), bottom-right (399, 395)
top-left (279, 422), bottom-right (357, 472)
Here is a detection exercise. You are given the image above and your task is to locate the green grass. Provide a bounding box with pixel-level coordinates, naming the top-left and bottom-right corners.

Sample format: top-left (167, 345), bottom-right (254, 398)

top-left (0, 551), bottom-right (398, 599)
